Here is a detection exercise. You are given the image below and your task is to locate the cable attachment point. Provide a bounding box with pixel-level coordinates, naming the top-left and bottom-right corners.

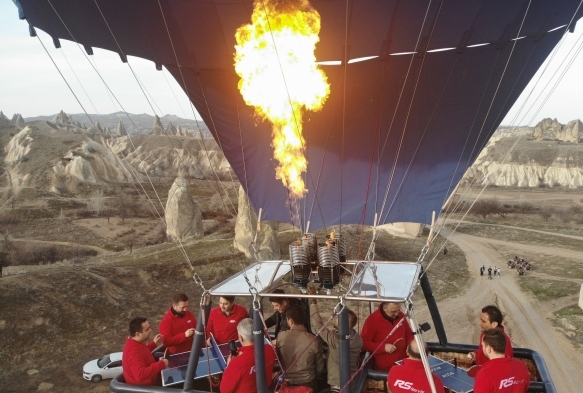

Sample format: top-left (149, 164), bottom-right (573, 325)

top-left (200, 290), bottom-right (211, 306)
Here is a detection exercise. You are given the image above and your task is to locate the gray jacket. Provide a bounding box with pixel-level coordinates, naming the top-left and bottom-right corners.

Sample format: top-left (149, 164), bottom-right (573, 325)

top-left (310, 303), bottom-right (363, 387)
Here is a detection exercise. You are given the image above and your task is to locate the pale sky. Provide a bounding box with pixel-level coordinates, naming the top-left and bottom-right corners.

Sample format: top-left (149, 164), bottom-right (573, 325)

top-left (1, 1), bottom-right (583, 125)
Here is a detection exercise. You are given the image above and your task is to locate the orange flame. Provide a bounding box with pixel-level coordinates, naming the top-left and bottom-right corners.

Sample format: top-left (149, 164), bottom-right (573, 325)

top-left (234, 0), bottom-right (330, 198)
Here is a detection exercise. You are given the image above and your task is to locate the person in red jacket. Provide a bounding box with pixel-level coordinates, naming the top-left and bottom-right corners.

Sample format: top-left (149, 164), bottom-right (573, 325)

top-left (468, 305), bottom-right (513, 366)
top-left (361, 302), bottom-right (413, 371)
top-left (474, 329), bottom-right (530, 393)
top-left (122, 316), bottom-right (168, 386)
top-left (221, 318), bottom-right (277, 393)
top-left (205, 296), bottom-right (249, 345)
top-left (159, 293), bottom-right (197, 354)
top-left (388, 339), bottom-right (445, 393)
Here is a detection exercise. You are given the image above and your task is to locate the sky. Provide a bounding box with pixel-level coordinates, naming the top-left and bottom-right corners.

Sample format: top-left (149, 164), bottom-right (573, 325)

top-left (2, 1), bottom-right (583, 125)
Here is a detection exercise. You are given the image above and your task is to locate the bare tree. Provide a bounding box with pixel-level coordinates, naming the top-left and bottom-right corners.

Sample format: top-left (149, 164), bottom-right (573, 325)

top-left (89, 189), bottom-right (105, 215)
top-left (123, 232), bottom-right (138, 254)
top-left (539, 207), bottom-right (552, 224)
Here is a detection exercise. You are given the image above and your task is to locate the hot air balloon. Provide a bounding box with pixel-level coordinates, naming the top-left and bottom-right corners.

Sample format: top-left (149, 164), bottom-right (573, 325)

top-left (12, 0), bottom-right (582, 392)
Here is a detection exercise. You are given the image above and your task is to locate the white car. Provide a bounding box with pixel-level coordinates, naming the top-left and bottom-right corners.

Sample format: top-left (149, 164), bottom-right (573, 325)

top-left (83, 352), bottom-right (123, 382)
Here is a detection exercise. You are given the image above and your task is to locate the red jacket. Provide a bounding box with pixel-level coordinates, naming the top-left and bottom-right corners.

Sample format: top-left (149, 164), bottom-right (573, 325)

top-left (361, 305), bottom-right (413, 371)
top-left (388, 358), bottom-right (446, 393)
top-left (122, 338), bottom-right (166, 386)
top-left (159, 306), bottom-right (197, 354)
top-left (206, 304), bottom-right (249, 344)
top-left (475, 326), bottom-right (513, 366)
top-left (474, 357), bottom-right (530, 393)
top-left (221, 344), bottom-right (277, 393)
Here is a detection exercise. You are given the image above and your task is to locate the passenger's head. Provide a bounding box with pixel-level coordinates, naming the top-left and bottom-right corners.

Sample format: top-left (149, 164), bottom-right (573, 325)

top-left (172, 293), bottom-right (189, 316)
top-left (269, 289), bottom-right (290, 314)
top-left (333, 308), bottom-right (358, 330)
top-left (286, 305), bottom-right (305, 326)
top-left (479, 305), bottom-right (503, 331)
top-left (219, 296), bottom-right (236, 314)
top-left (382, 302), bottom-right (403, 318)
top-left (481, 328), bottom-right (506, 359)
top-left (237, 318), bottom-right (254, 345)
top-left (129, 316), bottom-right (151, 342)
top-left (406, 339), bottom-right (428, 360)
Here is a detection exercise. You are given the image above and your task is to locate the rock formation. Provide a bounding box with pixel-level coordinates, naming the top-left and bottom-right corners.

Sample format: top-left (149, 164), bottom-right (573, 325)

top-left (11, 113), bottom-right (25, 128)
top-left (533, 118), bottom-right (583, 143)
top-left (53, 110), bottom-right (74, 127)
top-left (87, 122), bottom-right (104, 134)
top-left (234, 185), bottom-right (281, 260)
top-left (4, 127), bottom-right (33, 165)
top-left (165, 121), bottom-right (177, 136)
top-left (0, 111), bottom-right (9, 127)
top-left (165, 170), bottom-right (203, 241)
top-left (0, 111), bottom-right (8, 121)
top-left (149, 115), bottom-right (164, 135)
top-left (53, 139), bottom-right (134, 184)
top-left (116, 121), bottom-right (127, 136)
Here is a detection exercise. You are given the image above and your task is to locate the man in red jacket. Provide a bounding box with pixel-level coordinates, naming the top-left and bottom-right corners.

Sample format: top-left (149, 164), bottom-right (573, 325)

top-left (159, 293), bottom-right (197, 354)
top-left (474, 329), bottom-right (529, 393)
top-left (221, 318), bottom-right (277, 393)
top-left (468, 305), bottom-right (513, 365)
top-left (361, 302), bottom-right (413, 371)
top-left (122, 316), bottom-right (168, 386)
top-left (206, 296), bottom-right (249, 345)
top-left (388, 339), bottom-right (445, 393)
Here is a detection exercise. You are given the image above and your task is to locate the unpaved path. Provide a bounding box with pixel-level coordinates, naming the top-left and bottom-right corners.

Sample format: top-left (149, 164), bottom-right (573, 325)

top-left (9, 237), bottom-right (109, 255)
top-left (422, 227), bottom-right (583, 393)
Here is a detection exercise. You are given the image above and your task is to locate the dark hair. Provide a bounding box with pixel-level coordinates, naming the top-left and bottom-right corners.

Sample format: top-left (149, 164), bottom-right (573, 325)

top-left (129, 316), bottom-right (147, 336)
top-left (269, 289), bottom-right (287, 304)
top-left (407, 340), bottom-right (428, 360)
top-left (481, 305), bottom-right (503, 326)
top-left (347, 308), bottom-right (358, 329)
top-left (482, 328), bottom-right (506, 354)
top-left (221, 296), bottom-right (235, 303)
top-left (173, 293), bottom-right (189, 304)
top-left (286, 305), bottom-right (305, 325)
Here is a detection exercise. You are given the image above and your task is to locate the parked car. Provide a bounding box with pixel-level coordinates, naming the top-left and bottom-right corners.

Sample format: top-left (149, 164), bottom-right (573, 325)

top-left (83, 352), bottom-right (122, 382)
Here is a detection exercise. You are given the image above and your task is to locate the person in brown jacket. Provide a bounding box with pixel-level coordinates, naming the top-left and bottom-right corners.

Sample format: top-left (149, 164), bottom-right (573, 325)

top-left (309, 295), bottom-right (362, 392)
top-left (276, 305), bottom-right (325, 390)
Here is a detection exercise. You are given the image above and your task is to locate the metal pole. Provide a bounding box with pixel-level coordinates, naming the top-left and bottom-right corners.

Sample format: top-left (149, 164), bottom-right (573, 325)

top-left (338, 305), bottom-right (351, 393)
top-left (183, 297), bottom-right (211, 392)
top-left (419, 273), bottom-right (448, 345)
top-left (405, 303), bottom-right (437, 393)
top-left (253, 305), bottom-right (268, 393)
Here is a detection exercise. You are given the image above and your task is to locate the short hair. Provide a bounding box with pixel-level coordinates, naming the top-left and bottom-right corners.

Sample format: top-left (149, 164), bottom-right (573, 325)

top-left (129, 316), bottom-right (147, 337)
top-left (269, 289), bottom-right (287, 304)
top-left (382, 302), bottom-right (403, 309)
top-left (347, 308), bottom-right (358, 329)
top-left (173, 293), bottom-right (189, 304)
top-left (481, 305), bottom-right (503, 326)
top-left (221, 296), bottom-right (235, 303)
top-left (482, 329), bottom-right (506, 354)
top-left (407, 340), bottom-right (428, 360)
top-left (286, 305), bottom-right (305, 325)
top-left (237, 318), bottom-right (253, 341)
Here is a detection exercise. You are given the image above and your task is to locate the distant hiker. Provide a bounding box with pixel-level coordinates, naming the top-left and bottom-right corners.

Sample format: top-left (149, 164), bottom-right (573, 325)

top-left (443, 247), bottom-right (448, 255)
top-left (480, 266), bottom-right (485, 276)
top-left (122, 316), bottom-right (168, 386)
top-left (487, 266), bottom-right (492, 280)
top-left (497, 267), bottom-right (501, 277)
top-left (159, 293), bottom-right (197, 355)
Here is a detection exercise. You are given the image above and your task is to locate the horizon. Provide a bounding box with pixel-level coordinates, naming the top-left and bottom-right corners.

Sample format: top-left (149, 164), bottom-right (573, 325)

top-left (2, 2), bottom-right (583, 125)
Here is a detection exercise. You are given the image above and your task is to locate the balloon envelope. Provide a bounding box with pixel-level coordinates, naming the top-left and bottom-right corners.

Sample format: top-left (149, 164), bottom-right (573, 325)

top-left (15, 0), bottom-right (583, 229)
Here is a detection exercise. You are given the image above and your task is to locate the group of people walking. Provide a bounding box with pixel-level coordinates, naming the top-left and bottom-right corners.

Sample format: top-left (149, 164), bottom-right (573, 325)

top-left (480, 265), bottom-right (501, 280)
top-left (120, 292), bottom-right (530, 393)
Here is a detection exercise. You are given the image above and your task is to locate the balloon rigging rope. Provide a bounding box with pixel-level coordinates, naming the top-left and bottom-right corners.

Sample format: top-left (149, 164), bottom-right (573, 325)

top-left (432, 1), bottom-right (583, 265)
top-left (370, 0), bottom-right (436, 238)
top-left (43, 1), bottom-right (211, 289)
top-left (154, 0), bottom-right (240, 217)
top-left (94, 0), bottom-right (239, 218)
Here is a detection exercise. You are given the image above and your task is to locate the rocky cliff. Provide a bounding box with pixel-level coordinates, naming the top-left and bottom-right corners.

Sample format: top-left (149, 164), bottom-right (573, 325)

top-left (532, 118), bottom-right (583, 143)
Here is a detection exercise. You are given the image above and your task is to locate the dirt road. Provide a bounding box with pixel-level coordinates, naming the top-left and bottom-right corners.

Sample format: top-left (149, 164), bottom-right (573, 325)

top-left (423, 227), bottom-right (583, 392)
